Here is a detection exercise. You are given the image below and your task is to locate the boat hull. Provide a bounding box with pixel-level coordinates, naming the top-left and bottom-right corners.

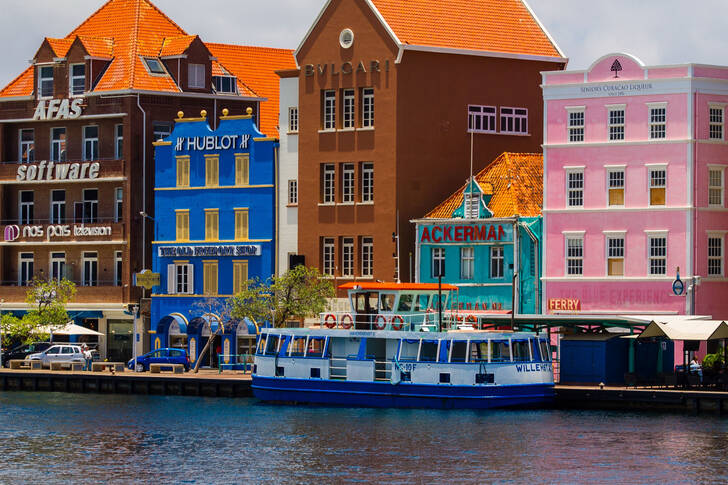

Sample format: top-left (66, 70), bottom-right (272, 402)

top-left (252, 375), bottom-right (554, 409)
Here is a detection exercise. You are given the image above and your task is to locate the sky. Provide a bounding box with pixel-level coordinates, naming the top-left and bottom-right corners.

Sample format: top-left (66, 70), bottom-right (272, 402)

top-left (2, 0), bottom-right (728, 88)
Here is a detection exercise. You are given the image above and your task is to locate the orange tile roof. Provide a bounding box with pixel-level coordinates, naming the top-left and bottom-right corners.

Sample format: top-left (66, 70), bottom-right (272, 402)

top-left (370, 0), bottom-right (562, 59)
top-left (425, 152), bottom-right (543, 219)
top-left (206, 43), bottom-right (296, 137)
top-left (0, 67), bottom-right (34, 98)
top-left (45, 38), bottom-right (75, 57)
top-left (77, 36), bottom-right (115, 58)
top-left (159, 35), bottom-right (197, 57)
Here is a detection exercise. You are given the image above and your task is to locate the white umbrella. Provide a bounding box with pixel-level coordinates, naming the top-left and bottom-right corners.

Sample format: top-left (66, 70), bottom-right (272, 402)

top-left (36, 322), bottom-right (104, 337)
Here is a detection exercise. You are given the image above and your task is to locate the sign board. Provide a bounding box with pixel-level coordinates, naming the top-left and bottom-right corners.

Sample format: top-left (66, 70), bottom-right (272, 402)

top-left (32, 98), bottom-right (84, 121)
top-left (157, 245), bottom-right (262, 257)
top-left (134, 271), bottom-right (161, 290)
top-left (3, 224), bottom-right (112, 242)
top-left (547, 298), bottom-right (581, 312)
top-left (419, 224), bottom-right (511, 244)
top-left (17, 161), bottom-right (100, 182)
top-left (174, 134), bottom-right (249, 152)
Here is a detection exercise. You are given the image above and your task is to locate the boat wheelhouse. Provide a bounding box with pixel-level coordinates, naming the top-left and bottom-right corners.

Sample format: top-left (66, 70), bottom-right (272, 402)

top-left (252, 283), bottom-right (554, 409)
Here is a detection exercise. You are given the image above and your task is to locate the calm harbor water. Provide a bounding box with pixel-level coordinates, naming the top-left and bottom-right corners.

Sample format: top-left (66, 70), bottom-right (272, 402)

top-left (0, 392), bottom-right (727, 484)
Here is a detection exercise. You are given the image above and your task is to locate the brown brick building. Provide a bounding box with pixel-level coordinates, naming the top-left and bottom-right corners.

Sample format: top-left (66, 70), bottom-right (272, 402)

top-left (290, 0), bottom-right (566, 295)
top-left (0, 0), bottom-right (294, 360)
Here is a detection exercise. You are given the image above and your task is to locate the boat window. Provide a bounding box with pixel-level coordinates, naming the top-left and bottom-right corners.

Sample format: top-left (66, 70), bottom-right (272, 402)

top-left (354, 292), bottom-right (379, 314)
top-left (256, 335), bottom-right (266, 354)
top-left (380, 293), bottom-right (396, 312)
top-left (264, 335), bottom-right (280, 355)
top-left (398, 339), bottom-right (419, 361)
top-left (289, 336), bottom-right (306, 357)
top-left (306, 337), bottom-right (325, 357)
top-left (397, 294), bottom-right (413, 312)
top-left (512, 340), bottom-right (531, 361)
top-left (419, 340), bottom-right (438, 362)
top-left (414, 294), bottom-right (430, 312)
top-left (490, 340), bottom-right (511, 362)
top-left (431, 294), bottom-right (447, 311)
top-left (469, 341), bottom-right (489, 362)
top-left (539, 340), bottom-right (551, 362)
top-left (450, 341), bottom-right (468, 362)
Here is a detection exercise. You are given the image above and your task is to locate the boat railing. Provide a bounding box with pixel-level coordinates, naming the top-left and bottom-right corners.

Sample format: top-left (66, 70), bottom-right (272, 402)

top-left (319, 311), bottom-right (439, 331)
top-left (329, 356), bottom-right (348, 380)
top-left (374, 360), bottom-right (393, 381)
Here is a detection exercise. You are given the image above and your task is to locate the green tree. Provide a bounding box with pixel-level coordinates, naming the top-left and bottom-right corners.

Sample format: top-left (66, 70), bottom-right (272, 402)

top-left (229, 265), bottom-right (334, 327)
top-left (0, 277), bottom-right (76, 346)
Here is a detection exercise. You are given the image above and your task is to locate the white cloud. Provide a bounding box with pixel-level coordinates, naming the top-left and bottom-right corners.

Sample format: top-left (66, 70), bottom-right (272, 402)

top-left (1, 0), bottom-right (728, 87)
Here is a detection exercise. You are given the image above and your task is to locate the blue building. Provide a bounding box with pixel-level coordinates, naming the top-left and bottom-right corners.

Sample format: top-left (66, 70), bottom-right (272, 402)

top-left (150, 108), bottom-right (275, 363)
top-left (412, 152), bottom-right (542, 315)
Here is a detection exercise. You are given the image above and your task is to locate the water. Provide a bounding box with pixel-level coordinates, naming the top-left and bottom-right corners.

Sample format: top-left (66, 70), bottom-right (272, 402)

top-left (0, 392), bottom-right (727, 484)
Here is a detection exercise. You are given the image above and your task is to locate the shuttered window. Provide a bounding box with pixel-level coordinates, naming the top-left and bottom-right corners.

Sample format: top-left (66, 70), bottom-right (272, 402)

top-left (205, 210), bottom-right (219, 241)
top-left (175, 210), bottom-right (189, 241)
top-left (233, 261), bottom-right (248, 294)
top-left (205, 155), bottom-right (219, 187)
top-left (203, 262), bottom-right (218, 295)
top-left (176, 156), bottom-right (190, 187)
top-left (235, 154), bottom-right (249, 186)
top-left (235, 209), bottom-right (249, 241)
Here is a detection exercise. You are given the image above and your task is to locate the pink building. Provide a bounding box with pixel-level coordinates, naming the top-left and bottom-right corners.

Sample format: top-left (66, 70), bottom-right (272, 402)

top-left (542, 53), bottom-right (728, 319)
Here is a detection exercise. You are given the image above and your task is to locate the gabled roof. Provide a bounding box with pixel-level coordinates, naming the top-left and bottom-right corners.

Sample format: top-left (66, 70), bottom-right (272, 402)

top-left (44, 38), bottom-right (75, 58)
top-left (77, 36), bottom-right (115, 59)
top-left (297, 0), bottom-right (565, 64)
top-left (160, 35), bottom-right (198, 57)
top-left (0, 67), bottom-right (34, 98)
top-left (206, 43), bottom-right (297, 137)
top-left (424, 152), bottom-right (543, 219)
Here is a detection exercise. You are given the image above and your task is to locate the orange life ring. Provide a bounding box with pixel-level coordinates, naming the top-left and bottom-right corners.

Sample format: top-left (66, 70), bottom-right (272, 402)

top-left (466, 314), bottom-right (477, 323)
top-left (375, 314), bottom-right (387, 330)
top-left (324, 313), bottom-right (337, 329)
top-left (390, 314), bottom-right (405, 331)
top-left (340, 313), bottom-right (353, 329)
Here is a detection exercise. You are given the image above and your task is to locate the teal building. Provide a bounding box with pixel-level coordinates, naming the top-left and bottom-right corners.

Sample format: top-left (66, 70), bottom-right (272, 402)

top-left (412, 153), bottom-right (543, 314)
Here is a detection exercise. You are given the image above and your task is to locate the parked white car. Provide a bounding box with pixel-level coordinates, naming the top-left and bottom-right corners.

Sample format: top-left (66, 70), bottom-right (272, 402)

top-left (27, 345), bottom-right (85, 368)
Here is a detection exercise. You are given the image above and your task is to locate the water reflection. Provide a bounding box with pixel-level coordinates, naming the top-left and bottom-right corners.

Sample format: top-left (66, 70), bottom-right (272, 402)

top-left (0, 392), bottom-right (727, 483)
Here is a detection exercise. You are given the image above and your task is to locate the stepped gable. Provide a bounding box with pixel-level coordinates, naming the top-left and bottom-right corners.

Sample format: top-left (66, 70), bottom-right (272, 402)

top-left (425, 152), bottom-right (543, 219)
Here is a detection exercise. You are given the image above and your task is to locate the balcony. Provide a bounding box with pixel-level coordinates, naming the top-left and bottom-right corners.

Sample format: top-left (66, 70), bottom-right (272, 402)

top-left (1, 220), bottom-right (125, 245)
top-left (0, 283), bottom-right (126, 304)
top-left (0, 158), bottom-right (125, 184)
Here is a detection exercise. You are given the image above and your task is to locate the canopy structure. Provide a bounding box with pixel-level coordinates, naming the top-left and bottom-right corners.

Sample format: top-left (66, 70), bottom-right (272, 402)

top-left (637, 320), bottom-right (728, 341)
top-left (36, 322), bottom-right (104, 336)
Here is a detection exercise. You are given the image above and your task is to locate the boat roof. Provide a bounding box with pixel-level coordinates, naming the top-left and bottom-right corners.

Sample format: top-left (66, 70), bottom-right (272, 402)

top-left (338, 282), bottom-right (459, 291)
top-left (259, 328), bottom-right (543, 340)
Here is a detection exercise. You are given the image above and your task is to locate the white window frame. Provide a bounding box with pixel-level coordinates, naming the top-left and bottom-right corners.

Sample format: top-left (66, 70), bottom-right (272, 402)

top-left (37, 65), bottom-right (54, 99)
top-left (342, 163), bottom-right (355, 203)
top-left (362, 88), bottom-right (374, 128)
top-left (464, 191), bottom-right (481, 218)
top-left (500, 107), bottom-right (528, 135)
top-left (342, 89), bottom-right (355, 129)
top-left (323, 90), bottom-right (336, 130)
top-left (607, 105), bottom-right (625, 141)
top-left (460, 247), bottom-right (474, 280)
top-left (322, 164), bottom-right (335, 204)
top-left (287, 179), bottom-right (298, 205)
top-left (288, 107), bottom-right (298, 133)
top-left (81, 188), bottom-right (98, 223)
top-left (565, 167), bottom-right (584, 208)
top-left (648, 165), bottom-right (667, 206)
top-left (564, 232), bottom-right (584, 276)
top-left (212, 75), bottom-right (237, 94)
top-left (709, 104), bottom-right (725, 141)
top-left (115, 251), bottom-right (123, 286)
top-left (490, 246), bottom-right (504, 278)
top-left (566, 107), bottom-right (585, 142)
top-left (646, 232), bottom-right (667, 276)
top-left (115, 124), bottom-right (123, 159)
top-left (19, 252), bottom-right (34, 286)
top-left (143, 58), bottom-right (166, 75)
top-left (188, 63), bottom-right (205, 89)
top-left (83, 125), bottom-right (99, 161)
top-left (432, 247), bottom-right (445, 278)
top-left (323, 238), bottom-right (335, 276)
top-left (168, 263), bottom-right (193, 295)
top-left (115, 187), bottom-right (123, 222)
top-left (606, 166), bottom-right (625, 207)
top-left (647, 103), bottom-right (667, 140)
top-left (341, 237), bottom-right (354, 277)
top-left (361, 163), bottom-right (374, 203)
top-left (361, 237), bottom-right (373, 277)
top-left (19, 128), bottom-right (34, 163)
top-left (153, 122), bottom-right (172, 141)
top-left (50, 189), bottom-right (65, 224)
top-left (468, 105), bottom-right (496, 134)
top-left (69, 63), bottom-right (85, 96)
top-left (50, 252), bottom-right (65, 282)
top-left (50, 127), bottom-right (67, 162)
top-left (708, 233), bottom-right (725, 277)
top-left (708, 165), bottom-right (725, 207)
top-left (19, 190), bottom-right (34, 225)
top-left (605, 232), bottom-right (626, 276)
top-left (82, 251), bottom-right (98, 287)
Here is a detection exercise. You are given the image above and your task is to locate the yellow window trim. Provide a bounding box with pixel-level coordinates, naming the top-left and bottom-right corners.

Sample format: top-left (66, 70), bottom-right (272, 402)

top-left (172, 260), bottom-right (189, 264)
top-left (155, 185), bottom-right (274, 191)
top-left (175, 209), bottom-right (190, 213)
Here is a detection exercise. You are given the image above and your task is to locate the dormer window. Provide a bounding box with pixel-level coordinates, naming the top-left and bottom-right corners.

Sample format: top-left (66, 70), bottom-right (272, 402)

top-left (37, 66), bottom-right (54, 98)
top-left (143, 58), bottom-right (166, 75)
top-left (464, 191), bottom-right (481, 218)
top-left (188, 63), bottom-right (205, 89)
top-left (70, 64), bottom-right (85, 96)
top-left (213, 75), bottom-right (237, 94)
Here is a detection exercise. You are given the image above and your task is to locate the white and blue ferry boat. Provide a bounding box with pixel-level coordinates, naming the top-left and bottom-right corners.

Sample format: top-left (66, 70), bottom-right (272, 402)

top-left (251, 283), bottom-right (554, 409)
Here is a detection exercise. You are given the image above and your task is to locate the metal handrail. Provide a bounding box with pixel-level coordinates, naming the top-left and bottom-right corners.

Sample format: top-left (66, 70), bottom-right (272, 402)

top-left (217, 353), bottom-right (252, 374)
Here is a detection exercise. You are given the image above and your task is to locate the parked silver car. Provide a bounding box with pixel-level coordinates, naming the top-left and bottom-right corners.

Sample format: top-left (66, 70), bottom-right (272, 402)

top-left (27, 345), bottom-right (85, 368)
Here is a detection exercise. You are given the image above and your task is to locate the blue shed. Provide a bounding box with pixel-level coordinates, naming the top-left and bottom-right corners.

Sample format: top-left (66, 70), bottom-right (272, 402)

top-left (560, 334), bottom-right (629, 385)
